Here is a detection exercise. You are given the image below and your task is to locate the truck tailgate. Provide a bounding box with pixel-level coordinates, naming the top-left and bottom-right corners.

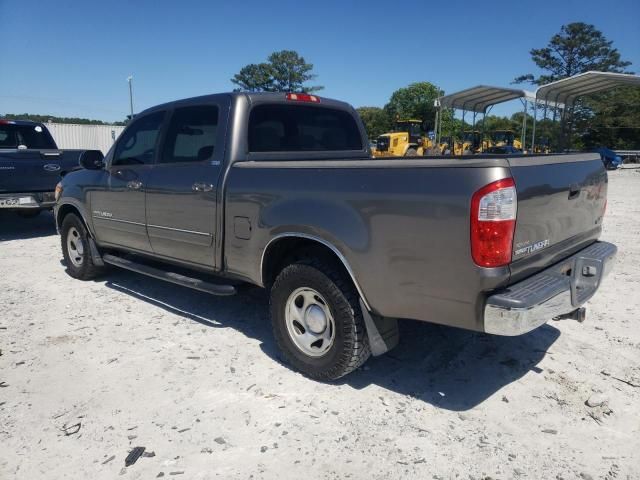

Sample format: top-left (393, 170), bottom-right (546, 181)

top-left (0, 149), bottom-right (80, 193)
top-left (508, 153), bottom-right (607, 281)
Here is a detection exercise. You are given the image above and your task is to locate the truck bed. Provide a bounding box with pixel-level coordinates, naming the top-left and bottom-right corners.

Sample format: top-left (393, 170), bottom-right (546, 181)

top-left (224, 152), bottom-right (606, 332)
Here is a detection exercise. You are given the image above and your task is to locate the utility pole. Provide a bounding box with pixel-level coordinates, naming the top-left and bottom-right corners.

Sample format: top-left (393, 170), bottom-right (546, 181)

top-left (127, 75), bottom-right (134, 119)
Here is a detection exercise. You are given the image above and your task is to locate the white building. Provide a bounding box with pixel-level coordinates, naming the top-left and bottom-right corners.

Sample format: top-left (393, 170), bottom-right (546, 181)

top-left (46, 122), bottom-right (125, 154)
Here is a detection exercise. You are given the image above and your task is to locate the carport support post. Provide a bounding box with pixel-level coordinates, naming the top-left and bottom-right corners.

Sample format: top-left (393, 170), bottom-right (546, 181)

top-left (481, 110), bottom-right (487, 153)
top-left (472, 112), bottom-right (477, 151)
top-left (520, 99), bottom-right (527, 152)
top-left (434, 109), bottom-right (439, 149)
top-left (531, 101), bottom-right (538, 152)
top-left (461, 109), bottom-right (466, 154)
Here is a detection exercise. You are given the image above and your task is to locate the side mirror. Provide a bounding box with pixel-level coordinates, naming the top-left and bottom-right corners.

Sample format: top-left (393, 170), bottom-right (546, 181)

top-left (79, 150), bottom-right (105, 170)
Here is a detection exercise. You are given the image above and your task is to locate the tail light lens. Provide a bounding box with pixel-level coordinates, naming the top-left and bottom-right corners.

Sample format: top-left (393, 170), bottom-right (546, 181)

top-left (471, 178), bottom-right (517, 267)
top-left (286, 93), bottom-right (320, 103)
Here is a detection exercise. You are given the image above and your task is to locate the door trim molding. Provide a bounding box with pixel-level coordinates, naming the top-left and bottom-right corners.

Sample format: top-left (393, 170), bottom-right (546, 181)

top-left (92, 215), bottom-right (145, 227)
top-left (147, 223), bottom-right (211, 237)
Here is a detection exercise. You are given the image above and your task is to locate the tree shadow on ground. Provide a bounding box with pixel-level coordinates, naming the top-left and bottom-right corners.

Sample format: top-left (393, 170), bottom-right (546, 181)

top-left (0, 211), bottom-right (57, 241)
top-left (102, 268), bottom-right (559, 411)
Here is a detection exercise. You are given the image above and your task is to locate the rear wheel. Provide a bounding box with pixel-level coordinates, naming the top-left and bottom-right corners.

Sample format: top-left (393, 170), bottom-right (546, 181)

top-left (270, 258), bottom-right (370, 380)
top-left (405, 148), bottom-right (418, 156)
top-left (61, 213), bottom-right (103, 280)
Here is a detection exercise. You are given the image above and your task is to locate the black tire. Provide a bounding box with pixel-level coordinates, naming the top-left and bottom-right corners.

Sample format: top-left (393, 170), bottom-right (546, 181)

top-left (270, 258), bottom-right (371, 380)
top-left (16, 209), bottom-right (41, 218)
top-left (60, 213), bottom-right (103, 280)
top-left (405, 148), bottom-right (418, 156)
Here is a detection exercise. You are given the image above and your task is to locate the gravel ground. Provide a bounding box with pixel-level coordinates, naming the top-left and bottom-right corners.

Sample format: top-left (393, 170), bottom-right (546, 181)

top-left (1, 167), bottom-right (639, 480)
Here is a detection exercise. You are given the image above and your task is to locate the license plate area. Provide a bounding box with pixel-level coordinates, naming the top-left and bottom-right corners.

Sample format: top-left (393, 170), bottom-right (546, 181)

top-left (0, 198), bottom-right (19, 207)
top-left (0, 196), bottom-right (35, 208)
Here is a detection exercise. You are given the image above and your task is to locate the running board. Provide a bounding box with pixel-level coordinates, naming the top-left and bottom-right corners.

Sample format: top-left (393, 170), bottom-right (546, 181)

top-left (102, 254), bottom-right (236, 296)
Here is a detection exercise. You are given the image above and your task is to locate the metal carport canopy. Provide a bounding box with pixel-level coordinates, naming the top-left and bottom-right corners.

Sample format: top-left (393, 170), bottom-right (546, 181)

top-left (536, 71), bottom-right (640, 105)
top-left (436, 85), bottom-right (533, 113)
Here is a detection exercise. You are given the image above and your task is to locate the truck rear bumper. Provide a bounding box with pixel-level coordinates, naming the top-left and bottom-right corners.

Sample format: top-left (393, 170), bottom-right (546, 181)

top-left (484, 241), bottom-right (617, 336)
top-left (0, 192), bottom-right (56, 209)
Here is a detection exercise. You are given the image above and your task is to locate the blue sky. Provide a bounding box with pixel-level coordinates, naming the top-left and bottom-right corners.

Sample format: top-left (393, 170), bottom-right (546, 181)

top-left (1, 0), bottom-right (638, 122)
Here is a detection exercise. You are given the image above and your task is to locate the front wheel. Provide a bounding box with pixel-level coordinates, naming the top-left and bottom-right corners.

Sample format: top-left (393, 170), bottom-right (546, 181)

top-left (270, 259), bottom-right (370, 380)
top-left (405, 148), bottom-right (418, 156)
top-left (60, 213), bottom-right (104, 280)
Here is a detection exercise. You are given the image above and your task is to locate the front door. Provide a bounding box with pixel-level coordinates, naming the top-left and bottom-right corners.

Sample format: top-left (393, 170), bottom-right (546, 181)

top-left (91, 110), bottom-right (165, 252)
top-left (145, 103), bottom-right (227, 267)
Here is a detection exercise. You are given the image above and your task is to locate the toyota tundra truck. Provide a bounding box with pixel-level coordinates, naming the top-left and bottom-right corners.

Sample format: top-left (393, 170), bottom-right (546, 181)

top-left (54, 92), bottom-right (616, 380)
top-left (0, 119), bottom-right (82, 216)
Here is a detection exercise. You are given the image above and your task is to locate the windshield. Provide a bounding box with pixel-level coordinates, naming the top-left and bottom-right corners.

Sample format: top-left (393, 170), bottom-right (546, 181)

top-left (0, 123), bottom-right (57, 149)
top-left (492, 131), bottom-right (514, 144)
top-left (462, 132), bottom-right (478, 143)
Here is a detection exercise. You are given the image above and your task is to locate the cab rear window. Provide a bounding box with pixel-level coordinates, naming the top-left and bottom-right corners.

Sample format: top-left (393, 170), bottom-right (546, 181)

top-left (248, 104), bottom-right (362, 152)
top-left (0, 123), bottom-right (57, 149)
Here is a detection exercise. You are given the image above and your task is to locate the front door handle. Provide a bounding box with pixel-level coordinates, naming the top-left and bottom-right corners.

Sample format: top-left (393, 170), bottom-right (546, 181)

top-left (192, 182), bottom-right (213, 192)
top-left (127, 180), bottom-right (143, 190)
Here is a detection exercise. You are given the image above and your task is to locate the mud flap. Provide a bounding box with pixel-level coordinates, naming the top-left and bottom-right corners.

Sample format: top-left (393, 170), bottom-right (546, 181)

top-left (359, 299), bottom-right (399, 356)
top-left (88, 237), bottom-right (105, 267)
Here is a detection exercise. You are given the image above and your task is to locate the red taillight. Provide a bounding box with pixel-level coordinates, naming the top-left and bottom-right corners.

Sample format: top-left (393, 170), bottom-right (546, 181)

top-left (286, 93), bottom-right (320, 103)
top-left (471, 178), bottom-right (517, 268)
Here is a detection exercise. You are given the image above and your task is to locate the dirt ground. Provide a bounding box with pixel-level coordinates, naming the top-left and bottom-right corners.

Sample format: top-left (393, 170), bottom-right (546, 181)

top-left (1, 167), bottom-right (639, 480)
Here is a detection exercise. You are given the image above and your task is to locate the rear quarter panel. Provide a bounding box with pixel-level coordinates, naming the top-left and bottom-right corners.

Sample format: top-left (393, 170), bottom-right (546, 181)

top-left (224, 158), bottom-right (512, 331)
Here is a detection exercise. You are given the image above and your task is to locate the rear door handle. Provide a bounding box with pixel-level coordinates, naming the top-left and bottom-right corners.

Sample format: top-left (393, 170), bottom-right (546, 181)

top-left (192, 182), bottom-right (213, 192)
top-left (127, 180), bottom-right (143, 190)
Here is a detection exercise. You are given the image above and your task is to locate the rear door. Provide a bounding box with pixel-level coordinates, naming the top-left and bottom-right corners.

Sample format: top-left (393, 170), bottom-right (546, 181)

top-left (91, 111), bottom-right (165, 252)
top-left (0, 122), bottom-right (63, 193)
top-left (508, 153), bottom-right (607, 278)
top-left (144, 101), bottom-right (228, 267)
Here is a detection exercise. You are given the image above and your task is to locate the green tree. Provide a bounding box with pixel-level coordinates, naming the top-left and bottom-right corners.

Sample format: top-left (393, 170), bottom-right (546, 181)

top-left (356, 106), bottom-right (392, 140)
top-left (231, 63), bottom-right (274, 92)
top-left (514, 22), bottom-right (631, 85)
top-left (581, 87), bottom-right (640, 149)
top-left (1, 113), bottom-right (126, 125)
top-left (514, 23), bottom-right (634, 149)
top-left (383, 82), bottom-right (440, 130)
top-left (231, 50), bottom-right (323, 93)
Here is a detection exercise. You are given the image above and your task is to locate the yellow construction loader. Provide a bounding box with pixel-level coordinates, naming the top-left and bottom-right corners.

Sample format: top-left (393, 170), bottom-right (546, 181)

top-left (490, 130), bottom-right (522, 150)
top-left (372, 119), bottom-right (438, 157)
top-left (440, 131), bottom-right (489, 155)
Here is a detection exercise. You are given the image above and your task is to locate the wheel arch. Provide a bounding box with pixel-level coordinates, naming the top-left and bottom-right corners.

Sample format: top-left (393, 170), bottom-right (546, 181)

top-left (56, 202), bottom-right (92, 235)
top-left (260, 233), bottom-right (372, 312)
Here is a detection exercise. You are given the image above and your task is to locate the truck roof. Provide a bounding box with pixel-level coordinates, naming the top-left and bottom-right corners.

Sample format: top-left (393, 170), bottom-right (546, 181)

top-left (137, 92), bottom-right (354, 117)
top-left (0, 119), bottom-right (45, 127)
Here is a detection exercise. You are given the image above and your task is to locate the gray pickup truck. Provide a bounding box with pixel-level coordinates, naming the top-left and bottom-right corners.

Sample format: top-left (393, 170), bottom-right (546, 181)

top-left (54, 92), bottom-right (616, 380)
top-left (0, 119), bottom-right (82, 216)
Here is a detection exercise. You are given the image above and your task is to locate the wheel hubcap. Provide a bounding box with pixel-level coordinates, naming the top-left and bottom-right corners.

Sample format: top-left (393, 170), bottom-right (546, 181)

top-left (285, 287), bottom-right (335, 357)
top-left (66, 227), bottom-right (85, 267)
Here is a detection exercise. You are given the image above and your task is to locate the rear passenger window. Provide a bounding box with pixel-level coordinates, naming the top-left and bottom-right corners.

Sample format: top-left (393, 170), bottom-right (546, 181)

top-left (160, 105), bottom-right (219, 164)
top-left (248, 105), bottom-right (362, 152)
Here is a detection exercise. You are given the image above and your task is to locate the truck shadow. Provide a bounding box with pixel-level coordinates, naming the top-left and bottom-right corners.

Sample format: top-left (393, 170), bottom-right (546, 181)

top-left (338, 320), bottom-right (560, 411)
top-left (103, 269), bottom-right (559, 411)
top-left (0, 211), bottom-right (57, 241)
